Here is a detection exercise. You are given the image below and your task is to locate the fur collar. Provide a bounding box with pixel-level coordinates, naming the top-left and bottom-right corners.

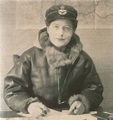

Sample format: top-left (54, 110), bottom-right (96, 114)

top-left (38, 27), bottom-right (83, 68)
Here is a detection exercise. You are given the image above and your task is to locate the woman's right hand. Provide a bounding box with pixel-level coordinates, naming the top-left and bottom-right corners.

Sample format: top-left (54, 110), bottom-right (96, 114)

top-left (27, 102), bottom-right (50, 117)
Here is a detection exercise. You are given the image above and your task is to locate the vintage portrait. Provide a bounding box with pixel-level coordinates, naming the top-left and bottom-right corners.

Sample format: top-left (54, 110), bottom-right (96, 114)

top-left (0, 0), bottom-right (113, 120)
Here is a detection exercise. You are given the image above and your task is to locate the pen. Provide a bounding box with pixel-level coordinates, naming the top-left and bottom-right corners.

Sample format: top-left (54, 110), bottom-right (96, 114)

top-left (104, 111), bottom-right (113, 115)
top-left (90, 111), bottom-right (97, 114)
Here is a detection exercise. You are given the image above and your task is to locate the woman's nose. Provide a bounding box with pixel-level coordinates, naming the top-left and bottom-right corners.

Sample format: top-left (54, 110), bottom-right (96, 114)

top-left (57, 28), bottom-right (64, 37)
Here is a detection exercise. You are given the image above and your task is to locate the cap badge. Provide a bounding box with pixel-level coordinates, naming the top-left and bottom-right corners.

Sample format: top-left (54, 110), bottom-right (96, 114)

top-left (58, 6), bottom-right (67, 15)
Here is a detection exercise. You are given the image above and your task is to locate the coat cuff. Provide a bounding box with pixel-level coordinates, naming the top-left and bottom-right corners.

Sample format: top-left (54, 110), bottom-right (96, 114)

top-left (20, 97), bottom-right (39, 113)
top-left (68, 94), bottom-right (90, 113)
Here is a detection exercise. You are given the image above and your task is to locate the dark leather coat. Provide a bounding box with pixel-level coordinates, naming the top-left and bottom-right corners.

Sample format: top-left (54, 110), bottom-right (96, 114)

top-left (4, 30), bottom-right (103, 113)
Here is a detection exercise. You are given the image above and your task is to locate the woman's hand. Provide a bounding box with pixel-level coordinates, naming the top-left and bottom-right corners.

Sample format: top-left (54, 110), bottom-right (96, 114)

top-left (27, 102), bottom-right (50, 117)
top-left (68, 101), bottom-right (85, 115)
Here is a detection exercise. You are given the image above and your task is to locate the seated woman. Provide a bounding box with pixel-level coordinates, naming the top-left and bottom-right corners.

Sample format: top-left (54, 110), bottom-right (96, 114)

top-left (4, 4), bottom-right (103, 116)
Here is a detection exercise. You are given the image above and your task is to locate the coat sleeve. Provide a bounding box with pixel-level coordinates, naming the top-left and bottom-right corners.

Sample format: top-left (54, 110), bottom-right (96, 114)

top-left (4, 51), bottom-right (39, 113)
top-left (68, 56), bottom-right (103, 112)
top-left (81, 57), bottom-right (103, 111)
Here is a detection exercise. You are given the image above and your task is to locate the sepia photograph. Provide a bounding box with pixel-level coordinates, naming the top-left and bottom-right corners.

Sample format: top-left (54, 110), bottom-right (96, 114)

top-left (0, 0), bottom-right (113, 120)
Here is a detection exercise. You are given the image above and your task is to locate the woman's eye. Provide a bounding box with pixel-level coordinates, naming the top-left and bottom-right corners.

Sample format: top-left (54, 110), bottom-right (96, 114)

top-left (64, 26), bottom-right (71, 31)
top-left (53, 25), bottom-right (59, 29)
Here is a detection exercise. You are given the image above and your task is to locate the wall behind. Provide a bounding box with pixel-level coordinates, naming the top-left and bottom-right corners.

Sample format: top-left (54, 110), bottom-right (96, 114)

top-left (0, 0), bottom-right (113, 111)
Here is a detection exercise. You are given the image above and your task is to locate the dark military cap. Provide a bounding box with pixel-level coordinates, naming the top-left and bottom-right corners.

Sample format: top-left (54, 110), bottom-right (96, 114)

top-left (45, 4), bottom-right (78, 24)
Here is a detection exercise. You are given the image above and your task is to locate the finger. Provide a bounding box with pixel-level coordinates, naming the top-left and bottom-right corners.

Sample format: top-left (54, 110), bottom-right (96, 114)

top-left (41, 108), bottom-right (50, 115)
top-left (74, 107), bottom-right (82, 115)
top-left (71, 101), bottom-right (82, 115)
top-left (69, 105), bottom-right (75, 114)
top-left (37, 109), bottom-right (47, 116)
top-left (76, 101), bottom-right (81, 109)
top-left (30, 108), bottom-right (44, 116)
top-left (41, 110), bottom-right (47, 116)
top-left (68, 101), bottom-right (78, 114)
top-left (73, 109), bottom-right (78, 114)
top-left (45, 107), bottom-right (50, 112)
top-left (74, 104), bottom-right (85, 115)
top-left (38, 103), bottom-right (49, 113)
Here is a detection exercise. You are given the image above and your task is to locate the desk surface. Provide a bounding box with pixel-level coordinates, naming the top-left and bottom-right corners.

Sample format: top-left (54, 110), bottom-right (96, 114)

top-left (0, 107), bottom-right (113, 120)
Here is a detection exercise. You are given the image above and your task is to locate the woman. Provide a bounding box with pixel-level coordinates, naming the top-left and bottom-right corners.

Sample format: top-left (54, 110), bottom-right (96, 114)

top-left (4, 4), bottom-right (103, 116)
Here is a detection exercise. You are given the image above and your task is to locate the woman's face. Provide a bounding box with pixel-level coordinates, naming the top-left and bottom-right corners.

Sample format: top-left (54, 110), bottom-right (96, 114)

top-left (47, 19), bottom-right (74, 48)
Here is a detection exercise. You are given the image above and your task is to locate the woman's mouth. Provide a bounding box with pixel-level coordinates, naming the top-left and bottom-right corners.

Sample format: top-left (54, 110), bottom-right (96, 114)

top-left (58, 38), bottom-right (65, 41)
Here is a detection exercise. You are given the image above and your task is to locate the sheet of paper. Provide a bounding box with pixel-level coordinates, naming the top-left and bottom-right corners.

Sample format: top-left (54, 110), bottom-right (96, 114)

top-left (17, 108), bottom-right (61, 117)
top-left (44, 115), bottom-right (97, 120)
top-left (46, 109), bottom-right (97, 120)
top-left (17, 109), bottom-right (97, 120)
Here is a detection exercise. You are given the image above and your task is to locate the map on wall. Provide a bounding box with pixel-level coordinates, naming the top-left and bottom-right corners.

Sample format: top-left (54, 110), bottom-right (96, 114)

top-left (15, 0), bottom-right (113, 29)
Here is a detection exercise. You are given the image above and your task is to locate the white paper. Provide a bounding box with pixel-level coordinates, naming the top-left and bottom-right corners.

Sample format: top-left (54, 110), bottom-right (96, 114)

top-left (17, 109), bottom-right (97, 120)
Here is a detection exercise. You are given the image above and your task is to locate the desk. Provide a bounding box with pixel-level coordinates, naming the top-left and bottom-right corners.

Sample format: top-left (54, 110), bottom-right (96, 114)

top-left (0, 107), bottom-right (113, 120)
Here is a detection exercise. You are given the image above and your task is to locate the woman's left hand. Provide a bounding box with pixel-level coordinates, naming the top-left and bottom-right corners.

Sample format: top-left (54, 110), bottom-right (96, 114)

top-left (68, 101), bottom-right (85, 115)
